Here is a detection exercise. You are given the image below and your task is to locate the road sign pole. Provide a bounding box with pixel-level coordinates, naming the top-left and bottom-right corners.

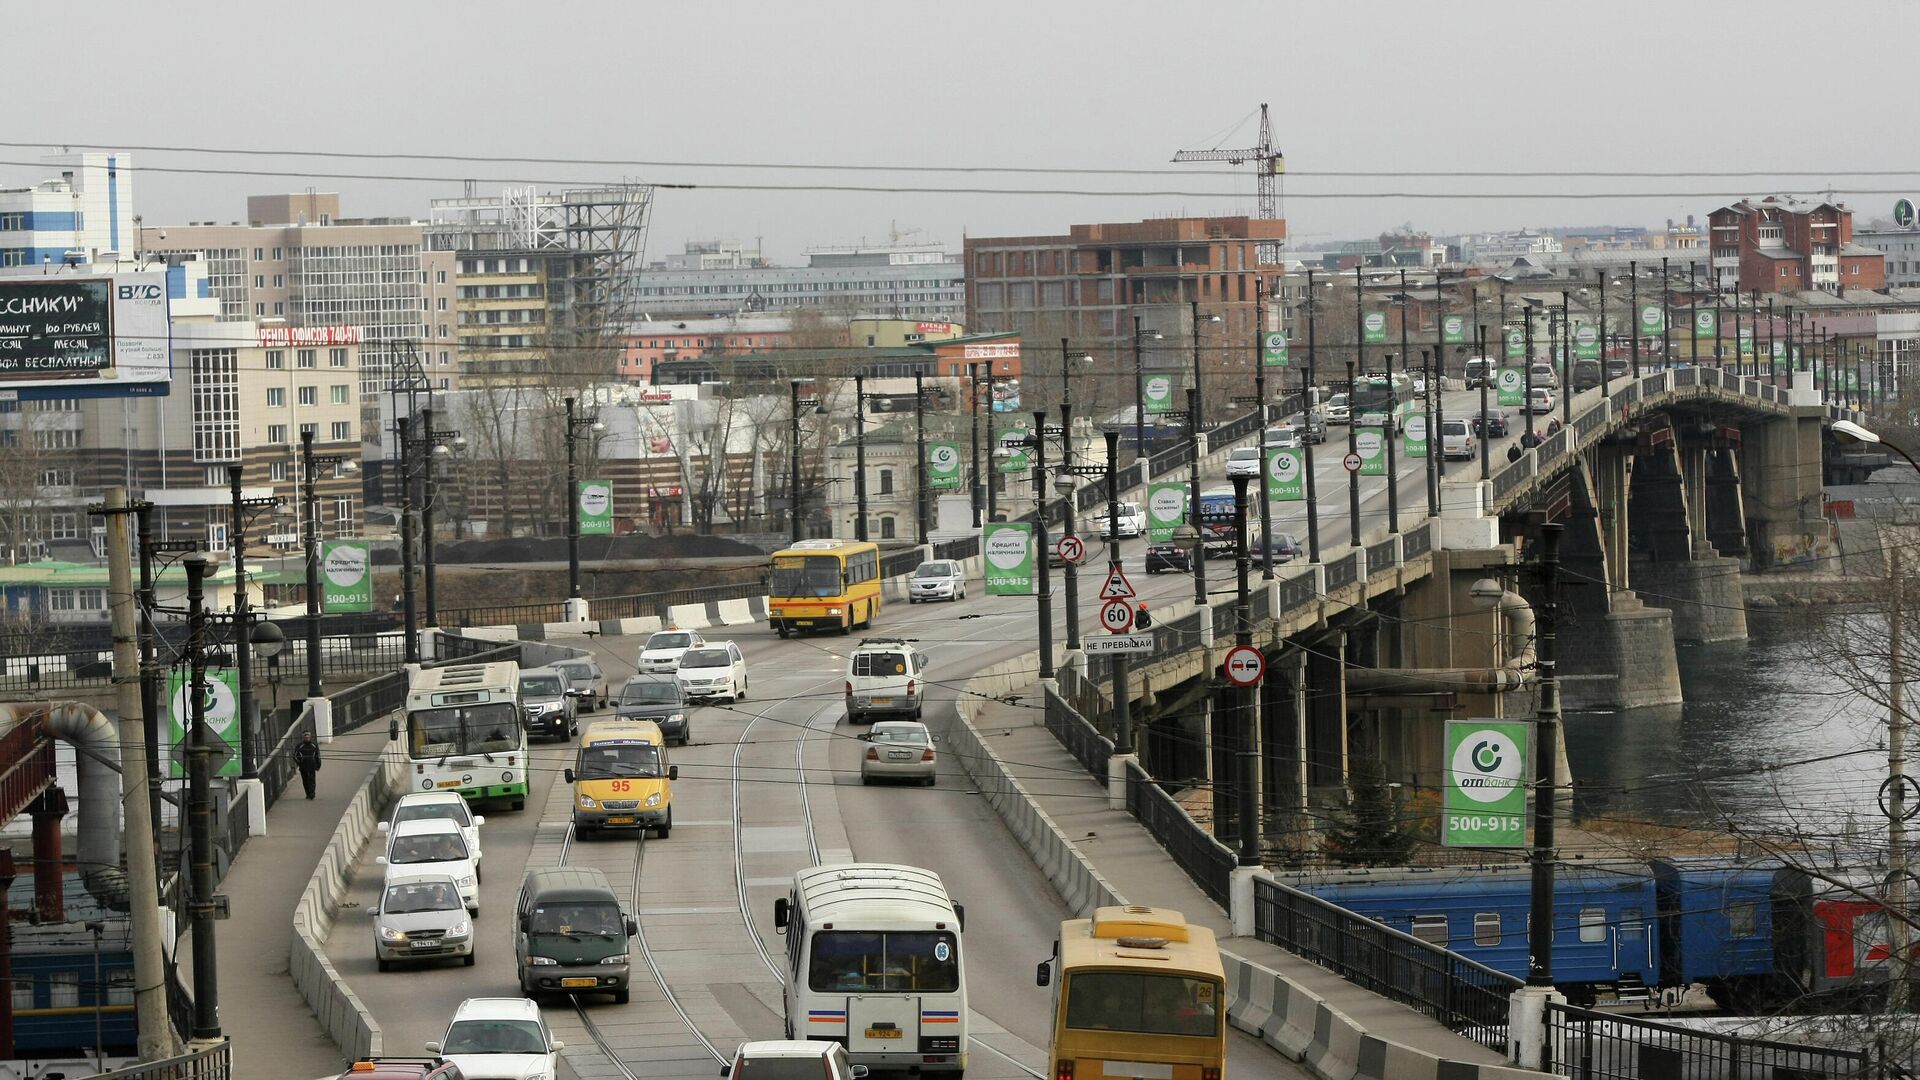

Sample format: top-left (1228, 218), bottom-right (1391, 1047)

top-left (1231, 475), bottom-right (1261, 865)
top-left (183, 553), bottom-right (222, 1040)
top-left (1104, 430), bottom-right (1134, 758)
top-left (1529, 523), bottom-right (1563, 987)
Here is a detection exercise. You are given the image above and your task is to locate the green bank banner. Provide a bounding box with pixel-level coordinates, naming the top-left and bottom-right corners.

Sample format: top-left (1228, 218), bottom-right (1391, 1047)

top-left (1496, 367), bottom-right (1525, 406)
top-left (1142, 375), bottom-right (1175, 415)
top-left (1262, 331), bottom-right (1289, 368)
top-left (1356, 428), bottom-right (1387, 477)
top-left (1362, 311), bottom-right (1388, 344)
top-left (1504, 327), bottom-right (1525, 359)
top-left (1443, 719), bottom-right (1529, 848)
top-left (1441, 314), bottom-right (1466, 345)
top-left (167, 668), bottom-right (243, 779)
top-left (982, 523), bottom-right (1034, 595)
top-left (1403, 414), bottom-right (1428, 458)
top-left (1266, 448), bottom-right (1304, 501)
top-left (578, 479), bottom-right (613, 535)
top-left (321, 540), bottom-right (372, 613)
top-left (1146, 482), bottom-right (1187, 542)
top-left (928, 442), bottom-right (963, 491)
top-left (1638, 302), bottom-right (1666, 336)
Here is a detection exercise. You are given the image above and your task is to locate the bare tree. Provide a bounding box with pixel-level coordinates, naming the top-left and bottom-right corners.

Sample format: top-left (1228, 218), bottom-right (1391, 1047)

top-left (0, 407), bottom-right (56, 562)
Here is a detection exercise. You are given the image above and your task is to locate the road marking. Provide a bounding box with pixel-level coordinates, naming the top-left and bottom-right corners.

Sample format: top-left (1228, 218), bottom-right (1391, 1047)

top-left (739, 825), bottom-right (809, 853)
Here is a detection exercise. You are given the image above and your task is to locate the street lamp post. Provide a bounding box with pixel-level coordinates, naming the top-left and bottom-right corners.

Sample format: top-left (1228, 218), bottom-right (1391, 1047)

top-left (1103, 430), bottom-right (1133, 756)
top-left (1346, 361), bottom-right (1360, 548)
top-left (227, 465), bottom-right (275, 779)
top-left (854, 374), bottom-right (870, 541)
top-left (563, 396), bottom-right (604, 601)
top-left (1027, 412), bottom-right (1055, 681)
top-left (1255, 289), bottom-right (1275, 581)
top-left (1185, 387), bottom-right (1207, 608)
top-left (915, 371), bottom-right (930, 545)
top-left (1478, 326), bottom-right (1492, 481)
top-left (1304, 271), bottom-right (1322, 562)
top-left (789, 382), bottom-right (826, 544)
top-left (970, 364), bottom-right (983, 528)
top-left (1527, 522), bottom-right (1563, 988)
top-left (1229, 473), bottom-right (1262, 866)
top-left (1059, 340), bottom-right (1092, 652)
top-left (182, 553), bottom-right (221, 1041)
top-left (1132, 316), bottom-right (1150, 466)
top-left (301, 430), bottom-right (353, 701)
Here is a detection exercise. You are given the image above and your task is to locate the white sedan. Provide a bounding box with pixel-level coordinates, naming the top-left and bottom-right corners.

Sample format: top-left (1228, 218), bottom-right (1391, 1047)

top-left (676, 641), bottom-right (749, 703)
top-left (860, 720), bottom-right (937, 786)
top-left (380, 791), bottom-right (485, 880)
top-left (427, 997), bottom-right (563, 1080)
top-left (638, 629), bottom-right (704, 673)
top-left (1225, 445), bottom-right (1263, 478)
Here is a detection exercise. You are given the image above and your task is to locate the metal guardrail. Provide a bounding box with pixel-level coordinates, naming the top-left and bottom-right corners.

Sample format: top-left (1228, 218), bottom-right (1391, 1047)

top-left (933, 534), bottom-right (980, 561)
top-left (1365, 537), bottom-right (1397, 576)
top-left (1673, 366), bottom-right (1698, 387)
top-left (1253, 877), bottom-right (1521, 1053)
top-left (880, 548), bottom-right (924, 579)
top-left (92, 1039), bottom-right (232, 1080)
top-left (1572, 400), bottom-right (1608, 443)
top-left (1151, 609), bottom-right (1204, 655)
top-left (1043, 684), bottom-right (1113, 779)
top-left (1212, 598), bottom-right (1238, 639)
top-left (1489, 454), bottom-right (1534, 503)
top-left (1125, 759), bottom-right (1234, 904)
top-left (261, 705), bottom-right (319, 811)
top-left (1402, 521), bottom-right (1432, 560)
top-left (1537, 427), bottom-right (1569, 463)
top-left (438, 598), bottom-right (569, 628)
top-left (1325, 551), bottom-right (1359, 592)
top-left (1278, 570), bottom-right (1316, 615)
top-left (1543, 1002), bottom-right (1869, 1079)
top-left (331, 670), bottom-right (408, 734)
top-left (591, 579), bottom-right (766, 621)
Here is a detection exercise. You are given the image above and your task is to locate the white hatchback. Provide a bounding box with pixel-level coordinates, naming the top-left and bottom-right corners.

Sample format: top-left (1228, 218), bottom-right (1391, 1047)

top-left (377, 818), bottom-right (479, 913)
top-left (427, 997), bottom-right (563, 1080)
top-left (381, 791), bottom-right (485, 879)
top-left (1225, 445), bottom-right (1263, 478)
top-left (639, 629), bottom-right (705, 673)
top-left (676, 641), bottom-right (748, 702)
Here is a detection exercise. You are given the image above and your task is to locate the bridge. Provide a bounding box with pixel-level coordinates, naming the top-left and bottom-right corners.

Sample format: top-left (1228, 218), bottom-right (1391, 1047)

top-left (6, 364), bottom-right (1872, 1080)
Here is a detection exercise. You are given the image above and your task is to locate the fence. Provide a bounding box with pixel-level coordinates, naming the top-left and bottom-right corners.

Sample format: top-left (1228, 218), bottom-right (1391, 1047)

top-left (92, 1038), bottom-right (232, 1080)
top-left (1044, 684), bottom-right (1113, 778)
top-left (1324, 551), bottom-right (1359, 592)
top-left (259, 705), bottom-right (319, 810)
top-left (330, 670), bottom-right (408, 735)
top-left (932, 534), bottom-right (979, 561)
top-left (591, 579), bottom-right (766, 622)
top-left (1402, 520), bottom-right (1432, 560)
top-left (1125, 759), bottom-right (1234, 904)
top-left (0, 619), bottom-right (411, 693)
top-left (435, 598), bottom-right (569, 628)
top-left (1251, 876), bottom-right (1521, 1053)
top-left (1543, 1003), bottom-right (1871, 1080)
top-left (1365, 537), bottom-right (1398, 576)
top-left (880, 547), bottom-right (924, 579)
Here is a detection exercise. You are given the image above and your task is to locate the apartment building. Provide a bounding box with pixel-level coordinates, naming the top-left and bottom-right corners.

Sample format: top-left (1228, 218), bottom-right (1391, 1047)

top-left (1708, 196), bottom-right (1885, 294)
top-left (628, 243), bottom-right (966, 322)
top-left (0, 152), bottom-right (136, 269)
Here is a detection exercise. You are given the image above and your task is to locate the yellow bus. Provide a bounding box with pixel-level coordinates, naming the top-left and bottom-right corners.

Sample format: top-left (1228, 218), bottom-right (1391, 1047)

top-left (768, 539), bottom-right (883, 637)
top-left (565, 720), bottom-right (677, 838)
top-left (1036, 906), bottom-right (1227, 1080)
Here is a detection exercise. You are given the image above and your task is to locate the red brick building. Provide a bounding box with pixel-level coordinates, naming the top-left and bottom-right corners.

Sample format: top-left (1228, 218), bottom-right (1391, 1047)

top-left (617, 316), bottom-right (796, 383)
top-left (1708, 197), bottom-right (1885, 295)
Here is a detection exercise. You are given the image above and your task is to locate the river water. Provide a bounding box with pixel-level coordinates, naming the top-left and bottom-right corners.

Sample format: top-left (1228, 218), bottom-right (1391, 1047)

top-left (1562, 607), bottom-right (1893, 843)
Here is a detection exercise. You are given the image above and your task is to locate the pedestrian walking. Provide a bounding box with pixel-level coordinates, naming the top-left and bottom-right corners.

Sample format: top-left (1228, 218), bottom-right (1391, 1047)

top-left (294, 731), bottom-right (322, 800)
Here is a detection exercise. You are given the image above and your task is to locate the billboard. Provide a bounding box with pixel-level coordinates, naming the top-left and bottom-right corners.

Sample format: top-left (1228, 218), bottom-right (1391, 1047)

top-left (0, 272), bottom-right (171, 398)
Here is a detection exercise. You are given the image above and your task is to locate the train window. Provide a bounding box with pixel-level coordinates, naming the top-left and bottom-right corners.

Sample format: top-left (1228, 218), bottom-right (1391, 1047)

top-left (1410, 915), bottom-right (1448, 948)
top-left (1473, 913), bottom-right (1501, 947)
top-left (10, 973), bottom-right (31, 1010)
top-left (109, 969), bottom-right (135, 1005)
top-left (1727, 902), bottom-right (1758, 938)
top-left (48, 971), bottom-right (80, 1008)
top-left (1577, 908), bottom-right (1607, 943)
top-left (1618, 908), bottom-right (1644, 941)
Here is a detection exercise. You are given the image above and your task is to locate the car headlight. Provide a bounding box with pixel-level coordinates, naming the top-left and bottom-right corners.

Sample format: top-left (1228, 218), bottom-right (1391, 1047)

top-left (599, 954), bottom-right (629, 965)
top-left (667, 713), bottom-right (685, 725)
top-left (578, 794), bottom-right (598, 809)
top-left (446, 920), bottom-right (470, 939)
top-left (529, 955), bottom-right (559, 965)
top-left (827, 607), bottom-right (841, 615)
top-left (379, 925), bottom-right (406, 941)
top-left (645, 793), bottom-right (662, 807)
top-left (456, 875), bottom-right (476, 889)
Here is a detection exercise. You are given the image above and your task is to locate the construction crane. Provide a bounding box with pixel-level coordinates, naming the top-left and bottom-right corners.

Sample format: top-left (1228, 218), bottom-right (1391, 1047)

top-left (1172, 103), bottom-right (1286, 221)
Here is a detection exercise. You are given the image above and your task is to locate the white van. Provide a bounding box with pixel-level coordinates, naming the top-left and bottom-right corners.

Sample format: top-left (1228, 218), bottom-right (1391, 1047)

top-left (1529, 362), bottom-right (1559, 389)
top-left (1439, 418), bottom-right (1473, 460)
top-left (845, 638), bottom-right (928, 723)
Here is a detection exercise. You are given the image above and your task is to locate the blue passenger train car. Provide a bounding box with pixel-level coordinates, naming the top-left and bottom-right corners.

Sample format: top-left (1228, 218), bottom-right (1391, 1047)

top-left (1650, 857), bottom-right (1777, 1007)
top-left (1293, 863), bottom-right (1659, 1003)
top-left (9, 916), bottom-right (137, 1056)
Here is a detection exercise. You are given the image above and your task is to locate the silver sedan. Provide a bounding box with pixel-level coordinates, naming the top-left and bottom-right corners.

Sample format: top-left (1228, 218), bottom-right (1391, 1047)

top-left (859, 721), bottom-right (937, 786)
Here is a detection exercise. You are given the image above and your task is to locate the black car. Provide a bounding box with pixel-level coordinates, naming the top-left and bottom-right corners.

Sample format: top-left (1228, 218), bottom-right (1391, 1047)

top-left (1144, 544), bottom-right (1193, 574)
top-left (1470, 410), bottom-right (1510, 438)
top-left (1253, 533), bottom-right (1304, 563)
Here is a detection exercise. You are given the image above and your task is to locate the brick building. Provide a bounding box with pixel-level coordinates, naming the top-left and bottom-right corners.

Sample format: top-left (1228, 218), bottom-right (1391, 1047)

top-left (1708, 197), bottom-right (1885, 295)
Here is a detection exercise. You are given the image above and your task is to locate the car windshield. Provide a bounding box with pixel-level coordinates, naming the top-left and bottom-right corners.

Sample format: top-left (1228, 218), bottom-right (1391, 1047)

top-left (681, 649), bottom-right (729, 669)
top-left (1064, 971), bottom-right (1222, 1038)
top-left (556, 663), bottom-right (592, 681)
top-left (521, 675), bottom-right (563, 695)
top-left (646, 633), bottom-right (692, 651)
top-left (770, 554), bottom-right (844, 598)
top-left (1327, 394), bottom-right (1347, 407)
top-left (808, 930), bottom-right (960, 992)
top-left (1230, 448), bottom-right (1258, 460)
top-left (575, 742), bottom-right (663, 779)
top-left (389, 831), bottom-right (469, 864)
top-left (913, 563), bottom-right (955, 578)
top-left (529, 900), bottom-right (625, 937)
top-left (382, 879), bottom-right (462, 914)
top-left (394, 800), bottom-right (471, 829)
top-left (869, 726), bottom-right (930, 745)
top-left (732, 1059), bottom-right (832, 1080)
top-left (621, 681), bottom-right (679, 705)
top-left (407, 703), bottom-right (520, 759)
top-left (1442, 421), bottom-right (1468, 435)
top-left (442, 1018), bottom-right (547, 1055)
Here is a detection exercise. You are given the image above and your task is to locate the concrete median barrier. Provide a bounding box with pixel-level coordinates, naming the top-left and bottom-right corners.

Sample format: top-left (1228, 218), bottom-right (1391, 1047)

top-left (716, 598), bottom-right (756, 625)
top-left (289, 736), bottom-right (404, 1063)
top-left (667, 603), bottom-right (711, 629)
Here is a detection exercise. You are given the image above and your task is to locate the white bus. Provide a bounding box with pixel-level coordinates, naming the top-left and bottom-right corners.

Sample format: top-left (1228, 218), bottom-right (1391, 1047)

top-left (404, 661), bottom-right (529, 809)
top-left (773, 863), bottom-right (968, 1073)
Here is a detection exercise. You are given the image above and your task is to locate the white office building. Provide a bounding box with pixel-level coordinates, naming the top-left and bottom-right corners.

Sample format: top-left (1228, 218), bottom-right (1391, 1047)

top-left (0, 152), bottom-right (137, 269)
top-left (629, 244), bottom-right (965, 321)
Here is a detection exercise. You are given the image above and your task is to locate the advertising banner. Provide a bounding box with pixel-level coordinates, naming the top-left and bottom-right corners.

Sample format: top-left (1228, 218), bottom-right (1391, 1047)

top-left (1694, 309), bottom-right (1717, 341)
top-left (1442, 314), bottom-right (1466, 345)
top-left (167, 668), bottom-right (243, 779)
top-left (1443, 719), bottom-right (1529, 848)
top-left (1362, 312), bottom-right (1388, 344)
top-left (1738, 326), bottom-right (1755, 357)
top-left (1403, 414), bottom-right (1428, 458)
top-left (1574, 324), bottom-right (1600, 360)
top-left (1262, 331), bottom-right (1289, 368)
top-left (928, 442), bottom-right (963, 491)
top-left (1504, 327), bottom-right (1525, 359)
top-left (1142, 374), bottom-right (1175, 415)
top-left (982, 523), bottom-right (1034, 596)
top-left (1638, 302), bottom-right (1666, 336)
top-left (1146, 482), bottom-right (1187, 542)
top-left (0, 272), bottom-right (172, 399)
top-left (997, 426), bottom-right (1031, 473)
top-left (578, 479), bottom-right (613, 535)
top-left (1496, 367), bottom-right (1525, 406)
top-left (320, 540), bottom-right (373, 612)
top-left (1356, 428), bottom-right (1387, 477)
top-left (1265, 448), bottom-right (1304, 501)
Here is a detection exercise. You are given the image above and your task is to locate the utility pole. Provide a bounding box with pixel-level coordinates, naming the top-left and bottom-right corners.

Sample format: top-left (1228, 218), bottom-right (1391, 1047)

top-left (183, 553), bottom-right (222, 1041)
top-left (915, 371), bottom-right (930, 545)
top-left (421, 404), bottom-right (439, 627)
top-left (1132, 316), bottom-right (1148, 466)
top-left (1422, 349), bottom-right (1439, 516)
top-left (1104, 430), bottom-right (1133, 756)
top-left (1661, 256), bottom-right (1672, 374)
top-left (1477, 326), bottom-right (1492, 482)
top-left (1890, 539), bottom-right (1910, 1011)
top-left (1189, 298), bottom-right (1207, 435)
top-left (1386, 267), bottom-right (1403, 535)
top-left (969, 364), bottom-right (983, 529)
top-left (303, 431), bottom-right (324, 701)
top-left (1029, 411), bottom-right (1054, 681)
top-left (1185, 387), bottom-right (1207, 607)
top-left (854, 374), bottom-right (870, 542)
top-left (1599, 270), bottom-right (1611, 396)
top-left (1304, 271), bottom-right (1321, 563)
top-left (1629, 260), bottom-right (1641, 379)
top-left (134, 503), bottom-right (163, 849)
top-left (1560, 291), bottom-right (1572, 427)
top-left (1058, 340), bottom-right (1081, 652)
top-left (1255, 289), bottom-right (1274, 580)
top-left (102, 489), bottom-right (175, 1061)
top-left (1346, 360), bottom-right (1360, 548)
top-left (1527, 523), bottom-right (1563, 988)
top-left (398, 413), bottom-right (420, 664)
top-left (227, 465), bottom-right (259, 779)
top-left (1230, 473), bottom-right (1261, 865)
top-left (789, 382), bottom-right (803, 544)
top-left (985, 383), bottom-right (997, 523)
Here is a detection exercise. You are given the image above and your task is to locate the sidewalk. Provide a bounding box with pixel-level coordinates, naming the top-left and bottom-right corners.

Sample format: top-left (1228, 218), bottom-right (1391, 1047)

top-left (967, 694), bottom-right (1511, 1069)
top-left (178, 724), bottom-right (390, 1079)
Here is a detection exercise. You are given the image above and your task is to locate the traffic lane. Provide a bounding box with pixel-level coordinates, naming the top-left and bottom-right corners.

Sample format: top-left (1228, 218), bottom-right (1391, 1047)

top-left (323, 724), bottom-right (578, 1058)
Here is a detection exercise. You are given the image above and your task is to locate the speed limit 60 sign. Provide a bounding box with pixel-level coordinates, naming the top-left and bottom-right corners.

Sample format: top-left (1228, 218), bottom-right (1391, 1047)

top-left (1099, 599), bottom-right (1135, 634)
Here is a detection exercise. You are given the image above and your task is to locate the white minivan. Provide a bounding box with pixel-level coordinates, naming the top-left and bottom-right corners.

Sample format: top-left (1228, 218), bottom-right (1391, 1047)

top-left (845, 638), bottom-right (928, 723)
top-left (1439, 418), bottom-right (1473, 460)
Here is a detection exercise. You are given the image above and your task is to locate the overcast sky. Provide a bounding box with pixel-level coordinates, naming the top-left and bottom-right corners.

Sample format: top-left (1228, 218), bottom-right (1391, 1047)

top-left (10, 0), bottom-right (1917, 262)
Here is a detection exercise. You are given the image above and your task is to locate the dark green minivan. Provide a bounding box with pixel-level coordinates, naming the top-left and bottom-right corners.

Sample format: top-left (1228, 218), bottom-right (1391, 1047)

top-left (514, 868), bottom-right (637, 1003)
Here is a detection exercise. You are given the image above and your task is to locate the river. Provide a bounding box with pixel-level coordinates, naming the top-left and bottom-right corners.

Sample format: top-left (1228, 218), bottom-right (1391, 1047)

top-left (1562, 606), bottom-right (1893, 843)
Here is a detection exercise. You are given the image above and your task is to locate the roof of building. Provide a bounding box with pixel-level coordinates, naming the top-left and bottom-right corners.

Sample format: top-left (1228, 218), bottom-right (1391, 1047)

top-left (1841, 242), bottom-right (1885, 257)
top-left (0, 559), bottom-right (248, 588)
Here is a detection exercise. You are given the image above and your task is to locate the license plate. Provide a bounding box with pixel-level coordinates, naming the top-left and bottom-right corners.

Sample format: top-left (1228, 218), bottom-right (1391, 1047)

top-left (865, 1027), bottom-right (902, 1040)
top-left (410, 939), bottom-right (440, 949)
top-left (561, 977), bottom-right (597, 988)
top-left (870, 697), bottom-right (893, 706)
top-left (889, 752), bottom-right (913, 760)
top-left (606, 816), bottom-right (635, 825)
top-left (436, 781), bottom-right (461, 789)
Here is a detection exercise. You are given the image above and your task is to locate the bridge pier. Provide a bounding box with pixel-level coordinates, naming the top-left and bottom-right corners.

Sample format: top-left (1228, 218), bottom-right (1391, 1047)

top-left (1741, 407), bottom-right (1835, 569)
top-left (1556, 453), bottom-right (1684, 709)
top-left (1627, 433), bottom-right (1749, 644)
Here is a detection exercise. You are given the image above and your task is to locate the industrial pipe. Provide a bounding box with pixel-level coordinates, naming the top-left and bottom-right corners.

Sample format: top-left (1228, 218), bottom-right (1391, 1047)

top-left (1342, 589), bottom-right (1537, 693)
top-left (0, 702), bottom-right (128, 909)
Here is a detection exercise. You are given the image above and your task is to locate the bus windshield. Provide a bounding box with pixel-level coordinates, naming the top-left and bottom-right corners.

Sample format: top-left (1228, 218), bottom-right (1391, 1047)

top-left (1351, 377), bottom-right (1398, 414)
top-left (1064, 972), bottom-right (1221, 1038)
top-left (771, 556), bottom-right (843, 598)
top-left (408, 703), bottom-right (521, 759)
top-left (575, 742), bottom-right (663, 780)
top-left (808, 930), bottom-right (959, 992)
